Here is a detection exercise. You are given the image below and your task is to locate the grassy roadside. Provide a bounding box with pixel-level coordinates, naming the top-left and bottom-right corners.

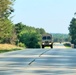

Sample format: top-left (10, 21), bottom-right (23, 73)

top-left (0, 44), bottom-right (24, 53)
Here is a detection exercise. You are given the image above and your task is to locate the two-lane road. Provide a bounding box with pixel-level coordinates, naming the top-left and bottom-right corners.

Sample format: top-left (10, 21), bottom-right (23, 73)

top-left (0, 43), bottom-right (76, 75)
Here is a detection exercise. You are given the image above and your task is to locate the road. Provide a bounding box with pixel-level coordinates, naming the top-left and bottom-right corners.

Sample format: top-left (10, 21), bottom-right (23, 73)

top-left (0, 43), bottom-right (76, 75)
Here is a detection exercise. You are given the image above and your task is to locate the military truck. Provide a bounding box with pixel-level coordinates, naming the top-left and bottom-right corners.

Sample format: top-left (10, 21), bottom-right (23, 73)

top-left (41, 34), bottom-right (53, 48)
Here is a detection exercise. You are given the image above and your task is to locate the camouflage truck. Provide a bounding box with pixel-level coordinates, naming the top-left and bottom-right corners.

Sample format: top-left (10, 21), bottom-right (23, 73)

top-left (41, 34), bottom-right (53, 48)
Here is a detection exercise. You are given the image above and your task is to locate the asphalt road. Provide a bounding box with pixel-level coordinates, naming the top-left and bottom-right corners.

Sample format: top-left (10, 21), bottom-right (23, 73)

top-left (0, 43), bottom-right (76, 75)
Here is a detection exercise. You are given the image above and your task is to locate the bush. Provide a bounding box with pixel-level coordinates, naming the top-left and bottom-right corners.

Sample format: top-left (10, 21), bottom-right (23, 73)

top-left (18, 42), bottom-right (25, 47)
top-left (35, 44), bottom-right (41, 48)
top-left (64, 43), bottom-right (71, 47)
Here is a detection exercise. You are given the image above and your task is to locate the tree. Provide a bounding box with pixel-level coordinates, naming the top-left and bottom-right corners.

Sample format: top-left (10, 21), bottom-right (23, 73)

top-left (0, 0), bottom-right (15, 18)
top-left (19, 32), bottom-right (41, 48)
top-left (15, 22), bottom-right (25, 34)
top-left (0, 19), bottom-right (13, 43)
top-left (36, 28), bottom-right (46, 35)
top-left (68, 17), bottom-right (76, 45)
top-left (14, 22), bottom-right (43, 48)
top-left (10, 26), bottom-right (17, 44)
top-left (0, 0), bottom-right (15, 43)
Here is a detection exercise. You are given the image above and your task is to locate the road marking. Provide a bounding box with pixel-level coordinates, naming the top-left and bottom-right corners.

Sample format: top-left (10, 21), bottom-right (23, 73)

top-left (28, 49), bottom-right (50, 65)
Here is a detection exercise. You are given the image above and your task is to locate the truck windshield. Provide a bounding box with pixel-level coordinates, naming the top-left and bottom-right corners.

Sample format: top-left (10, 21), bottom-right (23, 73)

top-left (47, 36), bottom-right (51, 40)
top-left (42, 36), bottom-right (46, 40)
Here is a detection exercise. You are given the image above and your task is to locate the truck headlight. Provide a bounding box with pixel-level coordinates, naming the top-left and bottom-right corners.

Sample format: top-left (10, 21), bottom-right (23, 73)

top-left (42, 43), bottom-right (44, 45)
top-left (49, 43), bottom-right (51, 44)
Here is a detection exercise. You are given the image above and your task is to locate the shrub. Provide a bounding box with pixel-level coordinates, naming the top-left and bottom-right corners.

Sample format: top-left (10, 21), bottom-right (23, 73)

top-left (18, 42), bottom-right (25, 47)
top-left (64, 43), bottom-right (71, 47)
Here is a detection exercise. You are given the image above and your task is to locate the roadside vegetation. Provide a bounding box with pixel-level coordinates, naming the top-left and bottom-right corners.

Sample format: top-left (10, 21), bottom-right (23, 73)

top-left (68, 15), bottom-right (76, 48)
top-left (0, 44), bottom-right (23, 53)
top-left (63, 42), bottom-right (72, 48)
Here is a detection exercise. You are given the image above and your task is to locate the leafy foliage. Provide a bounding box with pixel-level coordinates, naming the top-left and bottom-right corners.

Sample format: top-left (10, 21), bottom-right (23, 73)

top-left (0, 0), bottom-right (15, 18)
top-left (0, 19), bottom-right (14, 43)
top-left (14, 22), bottom-right (43, 48)
top-left (0, 0), bottom-right (15, 44)
top-left (68, 17), bottom-right (76, 45)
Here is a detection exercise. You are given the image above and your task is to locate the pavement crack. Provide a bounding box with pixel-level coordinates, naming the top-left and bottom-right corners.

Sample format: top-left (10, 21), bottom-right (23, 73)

top-left (28, 59), bottom-right (35, 65)
top-left (39, 49), bottom-right (50, 57)
top-left (28, 49), bottom-right (50, 65)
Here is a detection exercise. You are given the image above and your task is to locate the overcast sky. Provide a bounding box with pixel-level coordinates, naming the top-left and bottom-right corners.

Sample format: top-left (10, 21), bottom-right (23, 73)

top-left (13, 0), bottom-right (76, 34)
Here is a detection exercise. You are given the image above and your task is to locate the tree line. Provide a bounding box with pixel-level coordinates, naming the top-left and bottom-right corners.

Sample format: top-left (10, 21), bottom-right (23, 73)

top-left (14, 23), bottom-right (46, 48)
top-left (52, 33), bottom-right (70, 42)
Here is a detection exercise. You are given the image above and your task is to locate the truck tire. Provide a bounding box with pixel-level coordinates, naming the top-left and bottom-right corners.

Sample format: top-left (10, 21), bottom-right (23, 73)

top-left (42, 45), bottom-right (44, 48)
top-left (50, 44), bottom-right (53, 48)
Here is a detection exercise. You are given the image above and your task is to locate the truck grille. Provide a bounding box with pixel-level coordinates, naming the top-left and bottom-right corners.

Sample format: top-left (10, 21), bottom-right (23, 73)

top-left (45, 41), bottom-right (49, 43)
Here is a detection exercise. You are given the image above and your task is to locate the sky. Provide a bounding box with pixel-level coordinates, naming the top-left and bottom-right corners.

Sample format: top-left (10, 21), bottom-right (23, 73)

top-left (13, 0), bottom-right (76, 34)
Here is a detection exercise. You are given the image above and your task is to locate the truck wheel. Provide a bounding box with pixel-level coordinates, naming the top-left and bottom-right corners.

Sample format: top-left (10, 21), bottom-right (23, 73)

top-left (42, 45), bottom-right (44, 48)
top-left (50, 44), bottom-right (53, 48)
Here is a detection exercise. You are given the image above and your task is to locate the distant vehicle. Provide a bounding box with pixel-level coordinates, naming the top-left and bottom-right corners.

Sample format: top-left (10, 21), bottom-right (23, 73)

top-left (41, 34), bottom-right (53, 48)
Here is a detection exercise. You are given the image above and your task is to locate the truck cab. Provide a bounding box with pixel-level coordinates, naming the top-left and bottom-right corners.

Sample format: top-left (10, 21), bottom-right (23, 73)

top-left (42, 34), bottom-right (53, 48)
